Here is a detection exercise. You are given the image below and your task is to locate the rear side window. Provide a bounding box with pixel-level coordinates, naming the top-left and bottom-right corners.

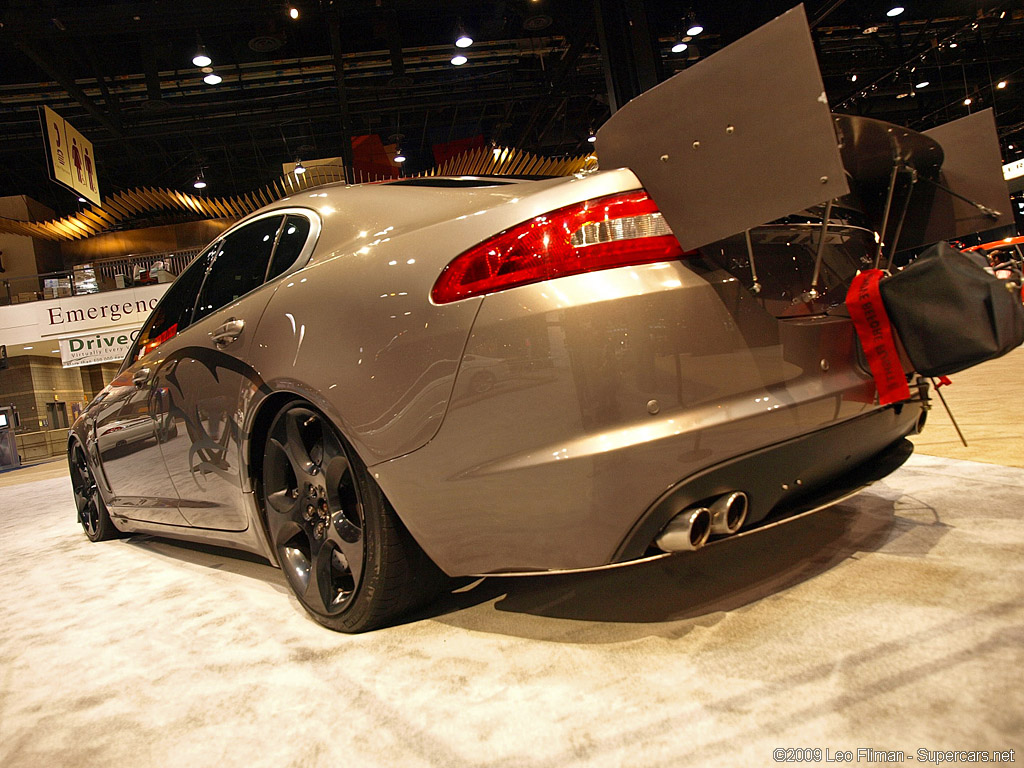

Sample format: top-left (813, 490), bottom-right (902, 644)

top-left (130, 246), bottom-right (214, 362)
top-left (193, 215), bottom-right (284, 322)
top-left (266, 214), bottom-right (312, 281)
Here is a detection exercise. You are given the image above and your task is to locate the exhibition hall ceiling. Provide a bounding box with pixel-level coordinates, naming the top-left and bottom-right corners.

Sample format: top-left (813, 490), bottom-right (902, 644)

top-left (1, 0), bottom-right (1022, 220)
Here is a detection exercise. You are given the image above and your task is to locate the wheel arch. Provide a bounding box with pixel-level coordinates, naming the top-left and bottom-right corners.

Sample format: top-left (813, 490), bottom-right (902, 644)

top-left (243, 389), bottom-right (436, 574)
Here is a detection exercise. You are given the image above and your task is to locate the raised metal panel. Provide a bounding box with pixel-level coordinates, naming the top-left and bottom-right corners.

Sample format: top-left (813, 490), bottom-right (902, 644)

top-left (596, 4), bottom-right (848, 251)
top-left (897, 109), bottom-right (1015, 249)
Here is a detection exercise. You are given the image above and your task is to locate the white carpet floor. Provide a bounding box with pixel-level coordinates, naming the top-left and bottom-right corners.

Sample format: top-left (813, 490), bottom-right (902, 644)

top-left (1, 454), bottom-right (1022, 767)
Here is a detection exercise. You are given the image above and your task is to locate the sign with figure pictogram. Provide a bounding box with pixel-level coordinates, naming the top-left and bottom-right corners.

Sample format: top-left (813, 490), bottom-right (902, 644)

top-left (39, 106), bottom-right (102, 206)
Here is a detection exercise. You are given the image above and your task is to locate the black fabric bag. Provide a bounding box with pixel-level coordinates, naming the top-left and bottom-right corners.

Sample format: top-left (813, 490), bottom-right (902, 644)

top-left (879, 241), bottom-right (1024, 377)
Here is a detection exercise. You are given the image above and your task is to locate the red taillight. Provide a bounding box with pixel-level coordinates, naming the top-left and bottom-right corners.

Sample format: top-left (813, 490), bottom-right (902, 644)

top-left (430, 191), bottom-right (685, 304)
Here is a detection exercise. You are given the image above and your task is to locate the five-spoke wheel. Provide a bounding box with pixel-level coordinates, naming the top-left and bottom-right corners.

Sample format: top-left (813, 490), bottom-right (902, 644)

top-left (69, 442), bottom-right (119, 541)
top-left (261, 401), bottom-right (444, 632)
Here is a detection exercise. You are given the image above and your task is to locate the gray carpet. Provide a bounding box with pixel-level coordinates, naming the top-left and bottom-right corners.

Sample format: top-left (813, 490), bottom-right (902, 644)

top-left (1, 454), bottom-right (1021, 767)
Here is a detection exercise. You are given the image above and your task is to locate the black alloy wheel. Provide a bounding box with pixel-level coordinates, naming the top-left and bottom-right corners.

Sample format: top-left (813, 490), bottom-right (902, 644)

top-left (260, 401), bottom-right (444, 632)
top-left (69, 443), bottom-right (120, 541)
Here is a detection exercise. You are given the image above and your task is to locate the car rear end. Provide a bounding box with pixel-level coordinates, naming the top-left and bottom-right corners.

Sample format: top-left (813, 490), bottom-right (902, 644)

top-left (369, 170), bottom-right (925, 576)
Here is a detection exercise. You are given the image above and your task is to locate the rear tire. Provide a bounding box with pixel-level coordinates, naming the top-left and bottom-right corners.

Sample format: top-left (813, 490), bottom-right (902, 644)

top-left (259, 400), bottom-right (444, 632)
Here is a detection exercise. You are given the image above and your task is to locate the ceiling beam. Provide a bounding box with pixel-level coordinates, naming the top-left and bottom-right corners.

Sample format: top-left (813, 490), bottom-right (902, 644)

top-left (11, 38), bottom-right (126, 139)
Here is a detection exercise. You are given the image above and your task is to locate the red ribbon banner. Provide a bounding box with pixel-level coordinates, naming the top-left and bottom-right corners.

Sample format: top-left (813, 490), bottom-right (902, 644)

top-left (846, 269), bottom-right (911, 405)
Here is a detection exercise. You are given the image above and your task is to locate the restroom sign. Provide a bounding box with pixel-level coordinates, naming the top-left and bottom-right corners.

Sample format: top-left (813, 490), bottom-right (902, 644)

top-left (39, 105), bottom-right (102, 206)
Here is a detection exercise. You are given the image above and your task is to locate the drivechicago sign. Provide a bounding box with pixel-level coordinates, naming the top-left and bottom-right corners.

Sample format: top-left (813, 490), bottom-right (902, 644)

top-left (58, 327), bottom-right (141, 368)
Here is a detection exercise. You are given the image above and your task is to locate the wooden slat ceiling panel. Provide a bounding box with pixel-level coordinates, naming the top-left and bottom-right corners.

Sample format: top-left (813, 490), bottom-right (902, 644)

top-left (0, 148), bottom-right (588, 240)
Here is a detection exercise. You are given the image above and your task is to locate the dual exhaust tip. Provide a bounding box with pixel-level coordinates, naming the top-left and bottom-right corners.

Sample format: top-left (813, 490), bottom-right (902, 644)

top-left (655, 491), bottom-right (749, 552)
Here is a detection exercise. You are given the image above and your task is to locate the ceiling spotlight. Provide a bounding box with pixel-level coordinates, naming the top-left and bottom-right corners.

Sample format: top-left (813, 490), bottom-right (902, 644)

top-left (886, 6), bottom-right (905, 18)
top-left (949, 41), bottom-right (958, 48)
top-left (394, 149), bottom-right (406, 163)
top-left (963, 97), bottom-right (973, 106)
top-left (915, 80), bottom-right (929, 89)
top-left (454, 17), bottom-right (473, 48)
top-left (1009, 144), bottom-right (1016, 150)
top-left (288, 5), bottom-right (299, 19)
top-left (686, 24), bottom-right (703, 36)
top-left (193, 173), bottom-right (207, 189)
top-left (294, 159), bottom-right (306, 175)
top-left (863, 25), bottom-right (879, 35)
top-left (671, 42), bottom-right (688, 53)
top-left (850, 73), bottom-right (858, 82)
top-left (192, 43), bottom-right (211, 68)
top-left (997, 80), bottom-right (1007, 89)
top-left (451, 53), bottom-right (468, 66)
top-left (77, 196), bottom-right (86, 203)
top-left (203, 72), bottom-right (222, 85)
top-left (587, 133), bottom-right (597, 143)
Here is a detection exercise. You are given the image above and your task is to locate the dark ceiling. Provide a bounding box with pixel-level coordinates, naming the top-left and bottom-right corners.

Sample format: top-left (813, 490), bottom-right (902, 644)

top-left (2, 0), bottom-right (1023, 221)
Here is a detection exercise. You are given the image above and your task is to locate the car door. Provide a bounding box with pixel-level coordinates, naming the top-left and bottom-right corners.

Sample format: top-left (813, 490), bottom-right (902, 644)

top-left (99, 248), bottom-right (212, 524)
top-left (151, 211), bottom-right (315, 530)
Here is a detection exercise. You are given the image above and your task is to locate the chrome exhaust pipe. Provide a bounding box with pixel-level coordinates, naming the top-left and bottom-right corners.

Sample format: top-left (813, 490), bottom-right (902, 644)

top-left (709, 491), bottom-right (748, 536)
top-left (655, 506), bottom-right (712, 552)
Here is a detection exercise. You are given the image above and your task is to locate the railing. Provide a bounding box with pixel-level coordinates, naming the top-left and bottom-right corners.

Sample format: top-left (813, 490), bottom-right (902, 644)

top-left (1, 248), bottom-right (199, 306)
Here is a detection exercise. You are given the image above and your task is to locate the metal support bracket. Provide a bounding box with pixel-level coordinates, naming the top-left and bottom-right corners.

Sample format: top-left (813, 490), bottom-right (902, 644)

top-left (799, 198), bottom-right (834, 302)
top-left (916, 175), bottom-right (1002, 220)
top-left (744, 229), bottom-right (761, 294)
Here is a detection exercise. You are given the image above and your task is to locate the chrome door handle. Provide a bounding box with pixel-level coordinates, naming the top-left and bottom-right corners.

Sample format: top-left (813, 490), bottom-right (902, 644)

top-left (211, 318), bottom-right (245, 346)
top-left (132, 368), bottom-right (151, 388)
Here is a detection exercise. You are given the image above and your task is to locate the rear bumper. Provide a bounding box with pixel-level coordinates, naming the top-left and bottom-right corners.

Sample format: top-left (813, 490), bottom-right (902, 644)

top-left (615, 403), bottom-right (922, 562)
top-left (371, 261), bottom-right (923, 576)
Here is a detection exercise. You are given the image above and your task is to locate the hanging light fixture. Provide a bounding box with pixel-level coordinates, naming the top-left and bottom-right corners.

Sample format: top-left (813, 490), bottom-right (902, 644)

top-left (192, 35), bottom-right (212, 67)
top-left (671, 42), bottom-right (688, 53)
top-left (997, 80), bottom-right (1008, 89)
top-left (193, 172), bottom-right (207, 189)
top-left (294, 159), bottom-right (307, 174)
top-left (587, 133), bottom-right (597, 144)
top-left (389, 132), bottom-right (406, 164)
top-left (451, 53), bottom-right (468, 66)
top-left (455, 19), bottom-right (473, 48)
top-left (203, 72), bottom-right (222, 85)
top-left (288, 5), bottom-right (299, 19)
top-left (886, 6), bottom-right (905, 18)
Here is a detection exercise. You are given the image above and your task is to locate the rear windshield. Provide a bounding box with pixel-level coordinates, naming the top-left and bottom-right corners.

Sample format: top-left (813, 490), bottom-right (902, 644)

top-left (387, 177), bottom-right (517, 188)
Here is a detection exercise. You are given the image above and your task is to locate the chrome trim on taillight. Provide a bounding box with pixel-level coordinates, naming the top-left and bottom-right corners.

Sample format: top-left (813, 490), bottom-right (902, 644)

top-left (570, 212), bottom-right (673, 247)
